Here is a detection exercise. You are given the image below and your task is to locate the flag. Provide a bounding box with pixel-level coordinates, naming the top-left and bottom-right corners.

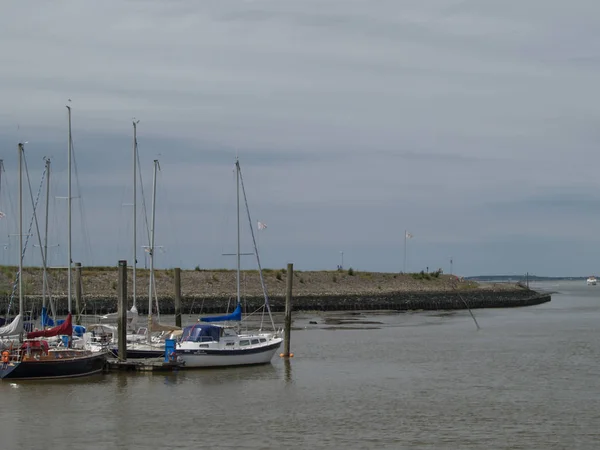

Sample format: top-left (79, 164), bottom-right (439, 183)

top-left (258, 221), bottom-right (267, 230)
top-left (405, 231), bottom-right (413, 239)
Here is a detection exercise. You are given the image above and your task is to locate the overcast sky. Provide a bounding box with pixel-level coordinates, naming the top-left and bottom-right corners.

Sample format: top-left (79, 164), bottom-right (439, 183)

top-left (0, 0), bottom-right (599, 277)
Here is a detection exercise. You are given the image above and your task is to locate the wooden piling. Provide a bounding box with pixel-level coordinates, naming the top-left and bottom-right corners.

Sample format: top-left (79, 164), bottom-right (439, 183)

top-left (74, 262), bottom-right (82, 324)
top-left (174, 267), bottom-right (182, 328)
top-left (117, 260), bottom-right (128, 362)
top-left (282, 263), bottom-right (293, 357)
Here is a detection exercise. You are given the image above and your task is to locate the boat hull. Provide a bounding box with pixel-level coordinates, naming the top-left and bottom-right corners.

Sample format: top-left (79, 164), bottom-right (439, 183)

top-left (0, 353), bottom-right (107, 380)
top-left (176, 339), bottom-right (282, 368)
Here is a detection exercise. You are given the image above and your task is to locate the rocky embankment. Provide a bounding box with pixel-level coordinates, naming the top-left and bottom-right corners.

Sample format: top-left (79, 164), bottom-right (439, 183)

top-left (0, 266), bottom-right (550, 315)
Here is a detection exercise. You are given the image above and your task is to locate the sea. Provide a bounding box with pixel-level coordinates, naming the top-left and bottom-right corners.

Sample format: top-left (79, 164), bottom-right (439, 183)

top-left (0, 280), bottom-right (598, 449)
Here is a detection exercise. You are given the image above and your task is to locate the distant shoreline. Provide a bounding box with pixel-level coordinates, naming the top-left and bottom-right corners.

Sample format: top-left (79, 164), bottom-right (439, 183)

top-left (0, 266), bottom-right (550, 314)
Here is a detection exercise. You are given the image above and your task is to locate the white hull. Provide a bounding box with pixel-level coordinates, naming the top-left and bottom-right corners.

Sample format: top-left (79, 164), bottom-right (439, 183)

top-left (587, 277), bottom-right (597, 285)
top-left (176, 336), bottom-right (282, 368)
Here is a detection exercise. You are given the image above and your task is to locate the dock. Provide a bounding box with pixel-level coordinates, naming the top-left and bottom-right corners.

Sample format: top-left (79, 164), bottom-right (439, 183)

top-left (104, 358), bottom-right (184, 372)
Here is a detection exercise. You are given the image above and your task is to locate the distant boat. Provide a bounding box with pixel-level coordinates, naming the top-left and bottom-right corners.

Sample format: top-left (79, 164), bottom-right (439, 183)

top-left (587, 276), bottom-right (597, 286)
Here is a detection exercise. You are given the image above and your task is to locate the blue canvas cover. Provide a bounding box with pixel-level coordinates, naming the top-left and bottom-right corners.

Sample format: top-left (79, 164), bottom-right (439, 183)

top-left (182, 324), bottom-right (221, 342)
top-left (41, 307), bottom-right (86, 336)
top-left (200, 303), bottom-right (242, 323)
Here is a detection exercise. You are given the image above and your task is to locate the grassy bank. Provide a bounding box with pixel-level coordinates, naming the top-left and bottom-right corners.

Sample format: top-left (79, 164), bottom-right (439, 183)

top-left (0, 265), bottom-right (527, 299)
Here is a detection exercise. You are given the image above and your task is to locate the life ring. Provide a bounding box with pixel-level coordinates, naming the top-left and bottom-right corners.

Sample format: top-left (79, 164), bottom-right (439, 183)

top-left (2, 351), bottom-right (10, 363)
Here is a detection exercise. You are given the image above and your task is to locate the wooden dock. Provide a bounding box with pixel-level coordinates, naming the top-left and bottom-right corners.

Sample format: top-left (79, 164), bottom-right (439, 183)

top-left (104, 358), bottom-right (184, 372)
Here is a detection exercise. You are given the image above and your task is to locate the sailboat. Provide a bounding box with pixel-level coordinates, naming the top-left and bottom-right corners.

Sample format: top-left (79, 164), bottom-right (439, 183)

top-left (174, 158), bottom-right (282, 368)
top-left (107, 157), bottom-right (173, 358)
top-left (0, 110), bottom-right (107, 380)
top-left (38, 157), bottom-right (85, 338)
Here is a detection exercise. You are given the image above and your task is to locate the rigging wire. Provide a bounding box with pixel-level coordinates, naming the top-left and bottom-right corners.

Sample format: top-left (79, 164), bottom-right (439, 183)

top-left (237, 161), bottom-right (276, 332)
top-left (6, 152), bottom-right (47, 317)
top-left (70, 137), bottom-right (94, 265)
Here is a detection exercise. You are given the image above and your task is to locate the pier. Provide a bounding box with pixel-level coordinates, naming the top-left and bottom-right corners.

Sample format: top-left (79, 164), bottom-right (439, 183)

top-left (104, 358), bottom-right (184, 372)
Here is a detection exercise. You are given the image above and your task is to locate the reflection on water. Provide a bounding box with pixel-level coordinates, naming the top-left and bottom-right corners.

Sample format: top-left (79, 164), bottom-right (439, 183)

top-left (170, 363), bottom-right (278, 385)
top-left (0, 281), bottom-right (598, 449)
top-left (284, 358), bottom-right (293, 383)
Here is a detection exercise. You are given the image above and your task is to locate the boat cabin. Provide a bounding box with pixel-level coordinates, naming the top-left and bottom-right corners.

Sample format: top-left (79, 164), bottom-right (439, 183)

top-left (181, 324), bottom-right (222, 343)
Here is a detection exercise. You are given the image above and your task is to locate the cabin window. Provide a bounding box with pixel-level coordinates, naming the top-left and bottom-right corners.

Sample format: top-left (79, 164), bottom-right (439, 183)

top-left (259, 338), bottom-right (267, 343)
top-left (251, 339), bottom-right (260, 345)
top-left (226, 342), bottom-right (235, 346)
top-left (239, 340), bottom-right (250, 347)
top-left (199, 344), bottom-right (209, 348)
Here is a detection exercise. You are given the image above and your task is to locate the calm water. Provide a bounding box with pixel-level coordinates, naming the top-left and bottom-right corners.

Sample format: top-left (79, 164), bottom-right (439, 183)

top-left (0, 281), bottom-right (598, 449)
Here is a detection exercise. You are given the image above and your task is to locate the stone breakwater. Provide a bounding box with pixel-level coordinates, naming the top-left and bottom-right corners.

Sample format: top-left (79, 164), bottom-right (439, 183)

top-left (0, 268), bottom-right (550, 314)
top-left (3, 289), bottom-right (550, 315)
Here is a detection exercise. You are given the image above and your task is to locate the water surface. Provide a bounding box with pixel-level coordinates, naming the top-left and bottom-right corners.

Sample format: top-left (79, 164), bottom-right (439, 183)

top-left (1, 281), bottom-right (598, 449)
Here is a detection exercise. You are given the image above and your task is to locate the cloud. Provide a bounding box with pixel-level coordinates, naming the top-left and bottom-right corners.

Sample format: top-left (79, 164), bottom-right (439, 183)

top-left (1, 1), bottom-right (599, 276)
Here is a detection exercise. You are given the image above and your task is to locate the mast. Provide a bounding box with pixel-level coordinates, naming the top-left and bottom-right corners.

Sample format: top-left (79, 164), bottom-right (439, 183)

top-left (67, 105), bottom-right (72, 314)
top-left (42, 158), bottom-right (50, 310)
top-left (0, 159), bottom-right (3, 263)
top-left (236, 158), bottom-right (241, 305)
top-left (18, 144), bottom-right (24, 337)
top-left (403, 229), bottom-right (407, 273)
top-left (147, 159), bottom-right (159, 343)
top-left (0, 159), bottom-right (3, 211)
top-left (132, 120), bottom-right (138, 311)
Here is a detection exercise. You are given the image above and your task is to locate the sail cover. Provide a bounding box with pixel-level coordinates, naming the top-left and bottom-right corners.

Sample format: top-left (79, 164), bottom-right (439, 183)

top-left (0, 314), bottom-right (23, 337)
top-left (41, 307), bottom-right (85, 336)
top-left (200, 303), bottom-right (242, 322)
top-left (27, 313), bottom-right (72, 338)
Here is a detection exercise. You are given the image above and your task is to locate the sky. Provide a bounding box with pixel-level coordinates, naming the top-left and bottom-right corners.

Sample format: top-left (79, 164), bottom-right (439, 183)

top-left (0, 0), bottom-right (599, 277)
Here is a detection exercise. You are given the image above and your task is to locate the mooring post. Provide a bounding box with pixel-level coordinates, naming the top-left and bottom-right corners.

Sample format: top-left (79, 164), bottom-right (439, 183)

top-left (74, 262), bottom-right (82, 324)
top-left (118, 260), bottom-right (128, 361)
top-left (282, 262), bottom-right (294, 357)
top-left (174, 267), bottom-right (182, 328)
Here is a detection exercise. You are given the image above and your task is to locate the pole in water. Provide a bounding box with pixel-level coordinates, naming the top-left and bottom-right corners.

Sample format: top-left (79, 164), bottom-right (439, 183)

top-left (117, 260), bottom-right (128, 361)
top-left (174, 267), bottom-right (182, 328)
top-left (458, 293), bottom-right (480, 331)
top-left (280, 263), bottom-right (294, 358)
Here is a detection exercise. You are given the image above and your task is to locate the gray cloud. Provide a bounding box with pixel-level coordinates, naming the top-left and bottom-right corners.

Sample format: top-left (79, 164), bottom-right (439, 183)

top-left (1, 1), bottom-right (599, 276)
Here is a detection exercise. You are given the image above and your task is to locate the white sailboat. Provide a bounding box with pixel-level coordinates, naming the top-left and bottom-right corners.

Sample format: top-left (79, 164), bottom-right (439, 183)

top-left (175, 158), bottom-right (282, 368)
top-left (99, 157), bottom-right (176, 358)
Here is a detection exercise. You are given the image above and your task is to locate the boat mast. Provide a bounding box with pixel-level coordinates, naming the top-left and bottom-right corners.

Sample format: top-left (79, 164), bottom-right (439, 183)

top-left (147, 159), bottom-right (159, 343)
top-left (42, 158), bottom-right (51, 311)
top-left (18, 144), bottom-right (24, 338)
top-left (0, 159), bottom-right (3, 261)
top-left (0, 159), bottom-right (3, 214)
top-left (66, 105), bottom-right (72, 314)
top-left (132, 119), bottom-right (138, 311)
top-left (236, 158), bottom-right (241, 305)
